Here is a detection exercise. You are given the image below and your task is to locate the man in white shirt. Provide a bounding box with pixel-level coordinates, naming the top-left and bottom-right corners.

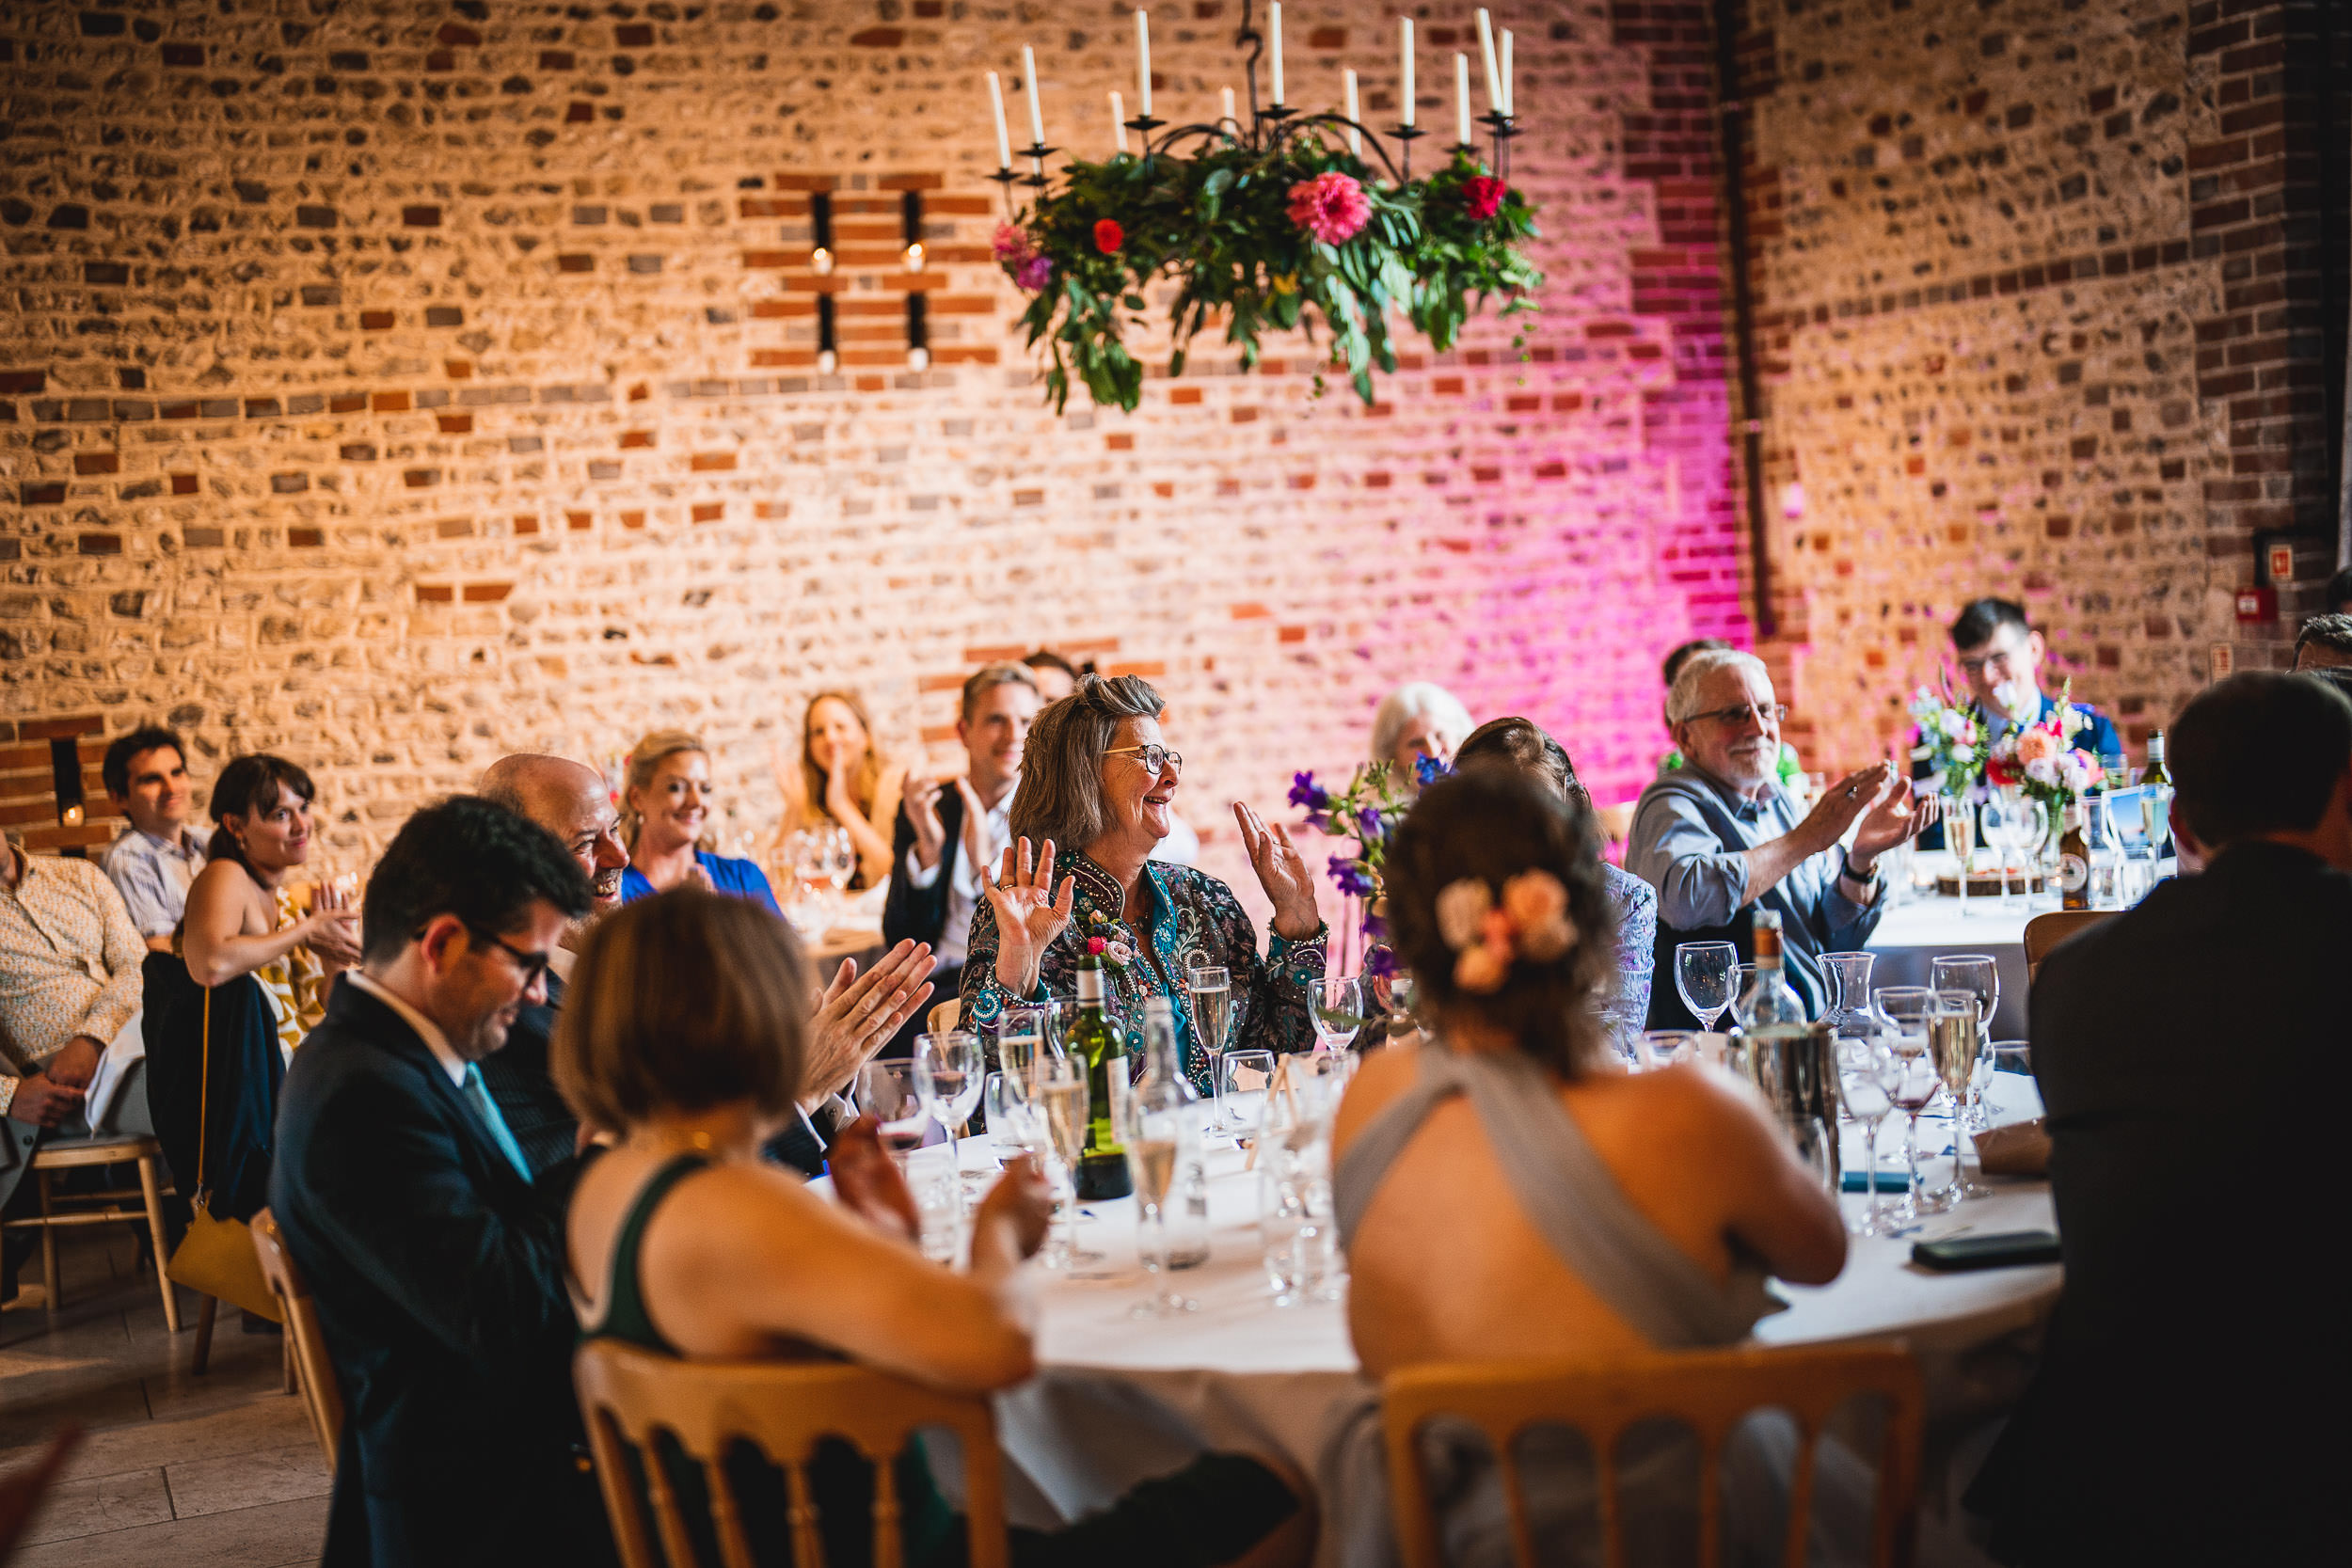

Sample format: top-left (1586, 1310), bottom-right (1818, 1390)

top-left (882, 663), bottom-right (1041, 1054)
top-left (97, 726), bottom-right (209, 951)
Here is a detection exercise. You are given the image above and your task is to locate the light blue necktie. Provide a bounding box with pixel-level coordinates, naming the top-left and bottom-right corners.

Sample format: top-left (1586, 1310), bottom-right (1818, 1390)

top-left (460, 1063), bottom-right (533, 1181)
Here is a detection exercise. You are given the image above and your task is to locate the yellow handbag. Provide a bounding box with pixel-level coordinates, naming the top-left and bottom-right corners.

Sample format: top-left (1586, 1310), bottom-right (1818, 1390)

top-left (165, 984), bottom-right (283, 1323)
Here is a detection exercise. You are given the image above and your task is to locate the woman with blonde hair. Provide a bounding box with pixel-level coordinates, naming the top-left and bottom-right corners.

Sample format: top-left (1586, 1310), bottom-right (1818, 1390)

top-left (772, 689), bottom-right (903, 890)
top-left (619, 730), bottom-right (782, 914)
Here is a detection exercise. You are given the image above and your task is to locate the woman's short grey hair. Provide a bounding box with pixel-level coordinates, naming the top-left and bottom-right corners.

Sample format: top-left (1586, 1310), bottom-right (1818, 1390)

top-left (1665, 647), bottom-right (1771, 725)
top-left (1369, 682), bottom-right (1475, 768)
top-left (1009, 673), bottom-right (1165, 852)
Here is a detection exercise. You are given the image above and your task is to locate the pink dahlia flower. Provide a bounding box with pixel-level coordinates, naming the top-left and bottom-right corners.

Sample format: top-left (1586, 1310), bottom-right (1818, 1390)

top-left (992, 221), bottom-right (1036, 263)
top-left (1286, 171), bottom-right (1372, 245)
top-left (1013, 254), bottom-right (1055, 292)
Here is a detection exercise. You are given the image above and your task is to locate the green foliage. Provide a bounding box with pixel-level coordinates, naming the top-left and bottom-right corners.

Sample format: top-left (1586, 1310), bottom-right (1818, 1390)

top-left (1003, 133), bottom-right (1542, 413)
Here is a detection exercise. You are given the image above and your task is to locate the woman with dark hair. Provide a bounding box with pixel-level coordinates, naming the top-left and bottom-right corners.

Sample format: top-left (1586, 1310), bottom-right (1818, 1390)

top-left (561, 888), bottom-right (1315, 1568)
top-left (182, 754), bottom-right (358, 1055)
top-left (1323, 769), bottom-right (1848, 1563)
top-left (1453, 717), bottom-right (1658, 1055)
top-left (772, 690), bottom-right (904, 890)
top-left (960, 673), bottom-right (1327, 1089)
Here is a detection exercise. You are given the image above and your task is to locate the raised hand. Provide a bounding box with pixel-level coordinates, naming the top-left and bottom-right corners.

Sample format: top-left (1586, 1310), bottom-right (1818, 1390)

top-left (827, 1116), bottom-right (919, 1242)
top-left (1793, 765), bottom-right (1895, 857)
top-left (803, 941), bottom-right (936, 1104)
top-left (1233, 802), bottom-right (1320, 942)
top-left (982, 836), bottom-right (1074, 995)
top-left (1853, 772), bottom-right (1939, 864)
top-left (901, 773), bottom-right (947, 870)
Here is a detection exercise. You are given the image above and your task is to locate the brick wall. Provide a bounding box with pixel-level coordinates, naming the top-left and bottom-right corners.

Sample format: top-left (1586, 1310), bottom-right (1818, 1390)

top-left (0, 0), bottom-right (1744, 913)
top-left (1735, 0), bottom-right (2348, 771)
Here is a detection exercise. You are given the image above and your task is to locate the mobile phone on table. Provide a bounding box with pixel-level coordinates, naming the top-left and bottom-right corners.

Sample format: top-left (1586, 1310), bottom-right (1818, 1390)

top-left (1911, 1230), bottom-right (2062, 1271)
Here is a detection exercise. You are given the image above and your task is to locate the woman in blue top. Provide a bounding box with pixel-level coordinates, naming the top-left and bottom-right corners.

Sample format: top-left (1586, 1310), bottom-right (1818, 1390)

top-left (617, 730), bottom-right (783, 915)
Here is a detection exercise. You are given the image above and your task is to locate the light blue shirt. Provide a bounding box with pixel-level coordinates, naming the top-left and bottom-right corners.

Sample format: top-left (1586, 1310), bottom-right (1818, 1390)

top-left (99, 825), bottom-right (209, 938)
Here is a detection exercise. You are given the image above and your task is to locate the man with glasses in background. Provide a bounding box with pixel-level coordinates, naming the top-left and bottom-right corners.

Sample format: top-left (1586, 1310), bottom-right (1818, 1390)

top-left (1629, 647), bottom-right (1939, 1024)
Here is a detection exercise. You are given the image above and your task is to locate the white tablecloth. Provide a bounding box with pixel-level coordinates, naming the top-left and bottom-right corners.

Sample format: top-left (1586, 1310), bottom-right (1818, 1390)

top-left (932, 1070), bottom-right (2059, 1548)
top-left (1866, 894), bottom-right (2033, 1037)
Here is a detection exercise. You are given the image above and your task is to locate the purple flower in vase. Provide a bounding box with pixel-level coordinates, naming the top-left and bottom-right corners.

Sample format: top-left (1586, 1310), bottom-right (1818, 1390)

top-left (1414, 753), bottom-right (1454, 788)
top-left (1327, 854), bottom-right (1377, 897)
top-left (1360, 909), bottom-right (1388, 940)
top-left (1363, 942), bottom-right (1399, 979)
top-left (1288, 770), bottom-right (1334, 812)
top-left (1355, 804), bottom-right (1384, 842)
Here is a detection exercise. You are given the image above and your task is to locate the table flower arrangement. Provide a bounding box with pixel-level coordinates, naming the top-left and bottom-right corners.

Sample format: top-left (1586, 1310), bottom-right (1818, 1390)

top-left (1288, 756), bottom-right (1446, 980)
top-left (996, 139), bottom-right (1540, 413)
top-left (1907, 677), bottom-right (1984, 796)
top-left (1982, 681), bottom-right (2102, 813)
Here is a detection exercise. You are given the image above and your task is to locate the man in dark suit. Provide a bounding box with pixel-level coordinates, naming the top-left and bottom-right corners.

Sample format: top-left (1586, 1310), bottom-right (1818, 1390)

top-left (477, 752), bottom-right (937, 1178)
top-left (270, 796), bottom-right (611, 1568)
top-left (1966, 671), bottom-right (2350, 1565)
top-left (882, 662), bottom-right (1040, 1055)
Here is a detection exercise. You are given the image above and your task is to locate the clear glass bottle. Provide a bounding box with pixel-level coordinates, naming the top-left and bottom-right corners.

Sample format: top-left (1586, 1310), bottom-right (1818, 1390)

top-left (2084, 794), bottom-right (2124, 909)
top-left (1733, 911), bottom-right (1810, 1033)
top-left (1134, 997), bottom-right (1209, 1267)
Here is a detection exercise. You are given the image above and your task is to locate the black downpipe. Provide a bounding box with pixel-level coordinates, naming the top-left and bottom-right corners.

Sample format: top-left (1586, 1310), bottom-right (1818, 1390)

top-left (1712, 0), bottom-right (1774, 638)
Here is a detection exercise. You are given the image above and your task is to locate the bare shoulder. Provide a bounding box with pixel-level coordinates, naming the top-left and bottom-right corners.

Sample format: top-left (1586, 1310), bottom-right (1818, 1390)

top-left (1585, 1061), bottom-right (1775, 1149)
top-left (1334, 1039), bottom-right (1421, 1149)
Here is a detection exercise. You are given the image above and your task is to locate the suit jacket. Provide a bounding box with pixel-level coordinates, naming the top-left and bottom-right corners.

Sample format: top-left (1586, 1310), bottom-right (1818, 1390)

top-left (269, 983), bottom-right (615, 1568)
top-left (477, 973), bottom-right (580, 1180)
top-left (882, 780), bottom-right (965, 951)
top-left (1966, 843), bottom-right (2345, 1564)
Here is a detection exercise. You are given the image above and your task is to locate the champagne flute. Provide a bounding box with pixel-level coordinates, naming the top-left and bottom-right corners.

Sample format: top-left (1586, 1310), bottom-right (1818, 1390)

top-left (1928, 956), bottom-right (2000, 1132)
top-left (1947, 794), bottom-right (1977, 917)
top-left (854, 1059), bottom-right (931, 1170)
top-left (1119, 1086), bottom-right (1198, 1317)
top-left (1836, 1036), bottom-right (1901, 1236)
top-left (1186, 964), bottom-right (1234, 1134)
top-left (1871, 987), bottom-right (1947, 1221)
top-left (1928, 990), bottom-right (1990, 1201)
top-left (914, 1030), bottom-right (984, 1180)
top-left (1036, 1055), bottom-right (1104, 1272)
top-left (1674, 942), bottom-right (1739, 1032)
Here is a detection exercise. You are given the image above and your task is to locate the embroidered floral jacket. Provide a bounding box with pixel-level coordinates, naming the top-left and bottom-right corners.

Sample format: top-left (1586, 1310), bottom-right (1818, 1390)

top-left (959, 847), bottom-right (1327, 1093)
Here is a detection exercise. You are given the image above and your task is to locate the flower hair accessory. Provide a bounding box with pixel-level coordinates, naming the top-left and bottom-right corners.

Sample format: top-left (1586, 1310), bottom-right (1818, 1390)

top-left (1433, 871), bottom-right (1578, 994)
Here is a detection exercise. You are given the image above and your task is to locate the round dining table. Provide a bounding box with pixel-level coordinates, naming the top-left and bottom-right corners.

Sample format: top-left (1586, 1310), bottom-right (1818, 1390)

top-left (909, 1073), bottom-right (2058, 1556)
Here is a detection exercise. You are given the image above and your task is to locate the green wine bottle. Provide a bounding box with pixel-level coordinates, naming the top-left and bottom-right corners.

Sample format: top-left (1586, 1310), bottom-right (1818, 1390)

top-left (1069, 946), bottom-right (1134, 1200)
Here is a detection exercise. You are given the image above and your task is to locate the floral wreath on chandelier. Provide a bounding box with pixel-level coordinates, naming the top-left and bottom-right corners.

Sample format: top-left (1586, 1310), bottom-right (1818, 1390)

top-left (986, 2), bottom-right (1543, 412)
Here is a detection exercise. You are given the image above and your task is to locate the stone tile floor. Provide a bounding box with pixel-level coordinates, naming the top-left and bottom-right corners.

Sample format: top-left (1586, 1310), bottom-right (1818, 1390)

top-left (1, 1227), bottom-right (327, 1567)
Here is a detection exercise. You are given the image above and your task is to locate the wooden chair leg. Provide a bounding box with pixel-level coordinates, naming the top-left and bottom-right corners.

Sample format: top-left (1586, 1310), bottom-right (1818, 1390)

top-left (135, 1154), bottom-right (181, 1334)
top-left (282, 1331), bottom-right (297, 1394)
top-left (36, 1170), bottom-right (58, 1314)
top-left (193, 1293), bottom-right (217, 1375)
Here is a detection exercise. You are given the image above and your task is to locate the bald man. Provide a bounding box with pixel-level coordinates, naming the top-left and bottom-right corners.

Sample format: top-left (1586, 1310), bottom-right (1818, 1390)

top-left (475, 754), bottom-right (937, 1177)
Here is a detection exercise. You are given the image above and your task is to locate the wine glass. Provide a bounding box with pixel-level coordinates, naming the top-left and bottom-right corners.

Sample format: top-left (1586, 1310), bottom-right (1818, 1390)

top-left (1871, 987), bottom-right (1948, 1221)
top-left (782, 828), bottom-right (830, 934)
top-left (1118, 1077), bottom-right (1200, 1318)
top-left (1186, 964), bottom-right (1234, 1134)
top-left (1674, 942), bottom-right (1739, 1032)
top-left (1218, 1049), bottom-right (1276, 1140)
top-left (821, 824), bottom-right (856, 915)
top-left (914, 1030), bottom-right (985, 1180)
top-left (1928, 990), bottom-right (1991, 1201)
top-left (1034, 1054), bottom-right (1104, 1273)
top-left (1928, 956), bottom-right (1999, 1132)
top-left (1311, 974), bottom-right (1368, 1053)
top-left (854, 1059), bottom-right (931, 1170)
top-left (1835, 1036), bottom-right (1902, 1236)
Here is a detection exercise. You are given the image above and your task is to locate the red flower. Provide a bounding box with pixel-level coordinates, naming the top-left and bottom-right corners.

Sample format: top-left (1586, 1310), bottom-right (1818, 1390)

top-left (1093, 218), bottom-right (1124, 254)
top-left (1086, 935), bottom-right (1107, 955)
top-left (1462, 176), bottom-right (1505, 222)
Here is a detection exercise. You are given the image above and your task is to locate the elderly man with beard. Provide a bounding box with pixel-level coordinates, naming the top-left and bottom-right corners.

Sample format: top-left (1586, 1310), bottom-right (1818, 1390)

top-left (477, 754), bottom-right (935, 1176)
top-left (1628, 648), bottom-right (1939, 1025)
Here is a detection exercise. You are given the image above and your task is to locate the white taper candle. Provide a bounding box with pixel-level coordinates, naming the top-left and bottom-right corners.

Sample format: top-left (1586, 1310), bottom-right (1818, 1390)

top-left (1502, 29), bottom-right (1514, 118)
top-left (1344, 68), bottom-right (1361, 155)
top-left (1111, 90), bottom-right (1129, 153)
top-left (1475, 9), bottom-right (1501, 114)
top-left (1222, 87), bottom-right (1236, 135)
top-left (1455, 53), bottom-right (1471, 145)
top-left (1022, 45), bottom-right (1045, 148)
top-left (987, 71), bottom-right (1011, 168)
top-left (1269, 2), bottom-right (1285, 105)
top-left (1400, 17), bottom-right (1415, 127)
top-left (1135, 9), bottom-right (1152, 119)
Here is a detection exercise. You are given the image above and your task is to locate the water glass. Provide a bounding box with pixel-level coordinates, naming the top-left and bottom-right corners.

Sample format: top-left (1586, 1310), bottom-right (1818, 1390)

top-left (1675, 942), bottom-right (1739, 1031)
top-left (1312, 974), bottom-right (1370, 1053)
top-left (908, 1160), bottom-right (962, 1264)
top-left (1819, 952), bottom-right (1877, 1038)
top-left (854, 1059), bottom-right (930, 1165)
top-left (1987, 1041), bottom-right (2033, 1123)
top-left (1218, 1049), bottom-right (1277, 1139)
top-left (1835, 1036), bottom-right (1902, 1237)
top-left (983, 1071), bottom-right (1045, 1160)
top-left (914, 1030), bottom-right (985, 1175)
top-left (1871, 988), bottom-right (1948, 1221)
top-left (1640, 1030), bottom-right (1698, 1070)
top-left (1259, 1164), bottom-right (1320, 1307)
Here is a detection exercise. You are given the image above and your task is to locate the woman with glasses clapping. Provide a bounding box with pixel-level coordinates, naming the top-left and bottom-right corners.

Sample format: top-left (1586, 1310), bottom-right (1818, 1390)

top-left (960, 675), bottom-right (1329, 1092)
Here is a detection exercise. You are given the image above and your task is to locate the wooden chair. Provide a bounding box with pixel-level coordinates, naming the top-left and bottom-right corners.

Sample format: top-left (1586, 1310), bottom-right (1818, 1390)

top-left (1382, 1344), bottom-right (1924, 1568)
top-left (574, 1339), bottom-right (1009, 1568)
top-left (250, 1208), bottom-right (343, 1468)
top-left (1, 1132), bottom-right (179, 1332)
top-left (926, 997), bottom-right (961, 1037)
top-left (2024, 909), bottom-right (2115, 981)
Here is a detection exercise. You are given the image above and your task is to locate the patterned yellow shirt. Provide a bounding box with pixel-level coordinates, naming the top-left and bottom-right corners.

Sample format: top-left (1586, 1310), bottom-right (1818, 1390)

top-left (0, 846), bottom-right (146, 1118)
